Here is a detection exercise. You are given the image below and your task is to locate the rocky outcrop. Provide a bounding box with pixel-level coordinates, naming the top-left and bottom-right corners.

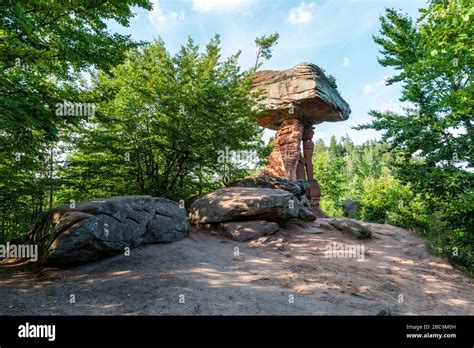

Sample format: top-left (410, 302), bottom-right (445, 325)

top-left (188, 187), bottom-right (304, 225)
top-left (252, 62), bottom-right (351, 216)
top-left (328, 218), bottom-right (372, 239)
top-left (220, 221), bottom-right (279, 242)
top-left (228, 176), bottom-right (316, 222)
top-left (274, 119), bottom-right (304, 181)
top-left (25, 196), bottom-right (189, 265)
top-left (261, 139), bottom-right (285, 178)
top-left (252, 62), bottom-right (351, 130)
top-left (188, 177), bottom-right (317, 242)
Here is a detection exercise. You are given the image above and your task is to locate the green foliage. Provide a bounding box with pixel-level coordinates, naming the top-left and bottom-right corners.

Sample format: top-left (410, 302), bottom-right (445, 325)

top-left (0, 0), bottom-right (151, 156)
top-left (313, 135), bottom-right (473, 276)
top-left (313, 136), bottom-right (345, 215)
top-left (327, 75), bottom-right (338, 90)
top-left (0, 0), bottom-right (151, 241)
top-left (358, 1), bottom-right (473, 166)
top-left (359, 175), bottom-right (405, 223)
top-left (254, 32), bottom-right (280, 70)
top-left (0, 1), bottom-right (272, 242)
top-left (60, 36), bottom-right (267, 202)
top-left (358, 0), bottom-right (473, 275)
top-left (313, 136), bottom-right (395, 217)
top-left (0, 0), bottom-right (272, 242)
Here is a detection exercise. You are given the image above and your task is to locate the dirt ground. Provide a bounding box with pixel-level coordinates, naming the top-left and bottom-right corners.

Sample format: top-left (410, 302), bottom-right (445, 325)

top-left (0, 219), bottom-right (472, 315)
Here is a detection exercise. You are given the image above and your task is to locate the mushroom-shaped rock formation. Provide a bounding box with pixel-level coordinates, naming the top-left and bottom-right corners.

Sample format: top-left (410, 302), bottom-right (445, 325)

top-left (252, 62), bottom-right (351, 217)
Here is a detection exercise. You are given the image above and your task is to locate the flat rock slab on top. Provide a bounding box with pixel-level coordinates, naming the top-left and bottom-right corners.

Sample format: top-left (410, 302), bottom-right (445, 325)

top-left (252, 62), bottom-right (351, 130)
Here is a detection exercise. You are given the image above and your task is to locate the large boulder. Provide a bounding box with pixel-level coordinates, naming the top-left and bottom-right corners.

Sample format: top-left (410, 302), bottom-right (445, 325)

top-left (188, 187), bottom-right (309, 224)
top-left (252, 62), bottom-right (351, 130)
top-left (229, 177), bottom-right (316, 222)
top-left (25, 196), bottom-right (189, 265)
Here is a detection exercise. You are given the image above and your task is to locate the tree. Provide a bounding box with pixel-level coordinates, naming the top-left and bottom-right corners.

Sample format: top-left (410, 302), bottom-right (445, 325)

top-left (355, 0), bottom-right (473, 274)
top-left (357, 1), bottom-right (473, 168)
top-left (0, 0), bottom-right (152, 241)
top-left (0, 0), bottom-right (152, 156)
top-left (311, 134), bottom-right (473, 275)
top-left (65, 36), bottom-right (267, 201)
top-left (254, 32), bottom-right (280, 70)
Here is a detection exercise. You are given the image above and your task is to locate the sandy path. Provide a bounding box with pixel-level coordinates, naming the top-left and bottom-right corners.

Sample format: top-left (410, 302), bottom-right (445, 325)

top-left (0, 219), bottom-right (472, 315)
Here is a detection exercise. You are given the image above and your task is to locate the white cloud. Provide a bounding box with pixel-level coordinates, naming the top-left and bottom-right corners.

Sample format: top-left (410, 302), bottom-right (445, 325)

top-left (375, 99), bottom-right (405, 114)
top-left (149, 0), bottom-right (184, 27)
top-left (362, 76), bottom-right (388, 95)
top-left (287, 2), bottom-right (316, 25)
top-left (192, 0), bottom-right (253, 12)
top-left (362, 84), bottom-right (375, 95)
top-left (313, 130), bottom-right (330, 142)
top-left (375, 76), bottom-right (388, 87)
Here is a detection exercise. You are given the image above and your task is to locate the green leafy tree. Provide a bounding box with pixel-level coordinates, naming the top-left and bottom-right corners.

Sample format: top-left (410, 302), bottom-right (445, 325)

top-left (357, 1), bottom-right (473, 169)
top-left (0, 0), bottom-right (152, 241)
top-left (312, 134), bottom-right (473, 275)
top-left (355, 0), bottom-right (473, 275)
top-left (254, 32), bottom-right (280, 70)
top-left (0, 0), bottom-right (152, 156)
top-left (65, 36), bottom-right (266, 201)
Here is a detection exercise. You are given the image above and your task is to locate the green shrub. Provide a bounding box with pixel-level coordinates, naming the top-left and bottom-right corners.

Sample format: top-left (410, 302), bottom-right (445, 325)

top-left (358, 175), bottom-right (412, 223)
top-left (320, 197), bottom-right (343, 217)
top-left (356, 175), bottom-right (473, 276)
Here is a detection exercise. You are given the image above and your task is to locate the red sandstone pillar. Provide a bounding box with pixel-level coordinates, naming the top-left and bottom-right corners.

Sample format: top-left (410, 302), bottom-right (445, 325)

top-left (302, 127), bottom-right (325, 217)
top-left (277, 119), bottom-right (304, 181)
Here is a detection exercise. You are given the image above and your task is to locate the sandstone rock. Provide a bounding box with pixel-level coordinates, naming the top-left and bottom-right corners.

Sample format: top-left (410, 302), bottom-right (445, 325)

top-left (276, 243), bottom-right (285, 251)
top-left (316, 220), bottom-right (337, 232)
top-left (329, 218), bottom-right (372, 239)
top-left (262, 139), bottom-right (285, 178)
top-left (228, 176), bottom-right (309, 197)
top-left (184, 193), bottom-right (205, 210)
top-left (228, 177), bottom-right (318, 221)
top-left (252, 62), bottom-right (351, 216)
top-left (25, 196), bottom-right (189, 265)
top-left (298, 206), bottom-right (317, 221)
top-left (188, 187), bottom-right (301, 224)
top-left (275, 119), bottom-right (304, 180)
top-left (296, 192), bottom-right (317, 221)
top-left (260, 120), bottom-right (324, 215)
top-left (252, 62), bottom-right (351, 130)
top-left (221, 220), bottom-right (279, 242)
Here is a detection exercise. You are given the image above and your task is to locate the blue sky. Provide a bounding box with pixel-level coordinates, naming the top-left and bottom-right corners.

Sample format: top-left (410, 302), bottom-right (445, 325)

top-left (106, 0), bottom-right (428, 144)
